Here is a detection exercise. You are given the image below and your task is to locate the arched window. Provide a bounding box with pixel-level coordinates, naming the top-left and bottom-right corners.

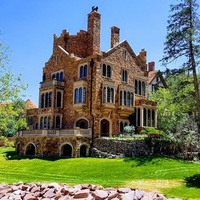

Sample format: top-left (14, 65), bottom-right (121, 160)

top-left (130, 93), bottom-right (133, 106)
top-left (84, 65), bottom-right (88, 77)
top-left (135, 80), bottom-right (138, 94)
top-left (45, 93), bottom-right (48, 107)
top-left (148, 109), bottom-right (151, 126)
top-left (124, 91), bottom-right (127, 105)
top-left (110, 88), bottom-right (114, 103)
top-left (142, 82), bottom-right (146, 96)
top-left (40, 117), bottom-right (43, 129)
top-left (41, 93), bottom-right (44, 108)
top-left (56, 115), bottom-right (61, 129)
top-left (79, 87), bottom-right (82, 103)
top-left (107, 65), bottom-right (112, 78)
top-left (55, 73), bottom-right (59, 80)
top-left (127, 92), bottom-right (130, 106)
top-left (102, 64), bottom-right (112, 78)
top-left (80, 66), bottom-right (84, 78)
top-left (120, 91), bottom-right (122, 105)
top-left (57, 91), bottom-right (62, 107)
top-left (107, 87), bottom-right (110, 102)
top-left (152, 110), bottom-right (155, 127)
top-left (83, 87), bottom-right (86, 103)
top-left (60, 72), bottom-right (64, 81)
top-left (44, 116), bottom-right (47, 129)
top-left (143, 108), bottom-right (147, 126)
top-left (103, 87), bottom-right (106, 103)
top-left (75, 88), bottom-right (79, 103)
top-left (49, 92), bottom-right (52, 107)
top-left (48, 116), bottom-right (51, 129)
top-left (139, 81), bottom-right (142, 95)
top-left (122, 70), bottom-right (128, 83)
top-left (76, 119), bottom-right (88, 129)
top-left (103, 64), bottom-right (106, 77)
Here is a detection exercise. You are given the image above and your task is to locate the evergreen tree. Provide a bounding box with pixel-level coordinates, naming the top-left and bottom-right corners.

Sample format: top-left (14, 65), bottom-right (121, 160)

top-left (161, 0), bottom-right (200, 137)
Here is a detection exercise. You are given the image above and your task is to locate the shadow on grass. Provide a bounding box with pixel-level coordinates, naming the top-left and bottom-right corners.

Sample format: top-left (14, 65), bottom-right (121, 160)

top-left (3, 151), bottom-right (69, 161)
top-left (185, 174), bottom-right (200, 188)
top-left (123, 155), bottom-right (161, 166)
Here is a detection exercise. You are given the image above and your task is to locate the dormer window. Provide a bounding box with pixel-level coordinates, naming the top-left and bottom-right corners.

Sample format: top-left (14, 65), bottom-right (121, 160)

top-left (102, 64), bottom-right (112, 78)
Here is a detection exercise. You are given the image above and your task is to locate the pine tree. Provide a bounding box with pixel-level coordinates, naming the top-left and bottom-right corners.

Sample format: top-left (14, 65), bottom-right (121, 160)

top-left (162, 0), bottom-right (200, 138)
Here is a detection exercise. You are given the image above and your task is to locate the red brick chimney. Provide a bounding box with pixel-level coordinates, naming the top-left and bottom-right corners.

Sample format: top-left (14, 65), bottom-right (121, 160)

top-left (111, 26), bottom-right (120, 48)
top-left (87, 9), bottom-right (101, 55)
top-left (148, 61), bottom-right (155, 71)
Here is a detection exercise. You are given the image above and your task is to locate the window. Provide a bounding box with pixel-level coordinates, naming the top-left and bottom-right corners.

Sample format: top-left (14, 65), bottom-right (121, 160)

top-left (119, 90), bottom-right (134, 107)
top-left (103, 86), bottom-right (114, 103)
top-left (122, 50), bottom-right (127, 60)
top-left (79, 65), bottom-right (88, 78)
top-left (122, 69), bottom-right (128, 83)
top-left (39, 116), bottom-right (52, 129)
top-left (74, 87), bottom-right (87, 103)
top-left (51, 71), bottom-right (64, 81)
top-left (102, 64), bottom-right (112, 78)
top-left (56, 91), bottom-right (62, 107)
top-left (135, 80), bottom-right (146, 96)
top-left (40, 91), bottom-right (53, 108)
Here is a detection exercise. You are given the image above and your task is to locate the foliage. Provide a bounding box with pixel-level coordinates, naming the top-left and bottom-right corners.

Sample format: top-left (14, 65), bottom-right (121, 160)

top-left (0, 136), bottom-right (14, 147)
top-left (0, 36), bottom-right (27, 136)
top-left (0, 99), bottom-right (27, 136)
top-left (141, 127), bottom-right (165, 137)
top-left (149, 88), bottom-right (186, 133)
top-left (1, 148), bottom-right (200, 199)
top-left (161, 0), bottom-right (200, 134)
top-left (123, 125), bottom-right (135, 136)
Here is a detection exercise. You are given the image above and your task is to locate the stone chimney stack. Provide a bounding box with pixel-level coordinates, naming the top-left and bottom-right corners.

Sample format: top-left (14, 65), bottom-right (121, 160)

top-left (87, 8), bottom-right (101, 55)
top-left (111, 26), bottom-right (120, 48)
top-left (148, 61), bottom-right (155, 71)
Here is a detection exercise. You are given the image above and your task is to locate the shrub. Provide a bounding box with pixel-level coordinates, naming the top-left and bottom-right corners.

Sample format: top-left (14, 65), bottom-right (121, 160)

top-left (123, 125), bottom-right (135, 136)
top-left (0, 136), bottom-right (14, 147)
top-left (140, 127), bottom-right (165, 138)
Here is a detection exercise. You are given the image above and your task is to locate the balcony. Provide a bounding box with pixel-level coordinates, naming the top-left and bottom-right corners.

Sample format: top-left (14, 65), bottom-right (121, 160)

top-left (118, 105), bottom-right (134, 117)
top-left (101, 102), bottom-right (115, 113)
top-left (40, 80), bottom-right (64, 88)
top-left (73, 103), bottom-right (87, 112)
top-left (16, 128), bottom-right (91, 137)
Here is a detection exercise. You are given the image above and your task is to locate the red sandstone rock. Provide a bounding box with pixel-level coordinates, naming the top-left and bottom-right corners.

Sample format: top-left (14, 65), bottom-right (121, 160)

top-left (74, 188), bottom-right (90, 198)
top-left (93, 189), bottom-right (109, 199)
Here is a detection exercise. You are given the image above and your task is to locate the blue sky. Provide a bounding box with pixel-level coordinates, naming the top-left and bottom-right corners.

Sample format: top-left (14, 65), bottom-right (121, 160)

top-left (1, 0), bottom-right (199, 105)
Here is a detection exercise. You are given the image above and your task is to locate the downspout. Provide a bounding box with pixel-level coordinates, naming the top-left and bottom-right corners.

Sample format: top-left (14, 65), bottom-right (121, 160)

top-left (90, 58), bottom-right (95, 148)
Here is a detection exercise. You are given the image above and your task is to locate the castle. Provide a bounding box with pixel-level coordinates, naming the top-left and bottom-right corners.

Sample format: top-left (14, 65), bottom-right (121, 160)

top-left (15, 8), bottom-right (166, 157)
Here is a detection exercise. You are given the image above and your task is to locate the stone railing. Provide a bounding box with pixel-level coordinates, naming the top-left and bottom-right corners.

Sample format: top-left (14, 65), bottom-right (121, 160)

top-left (16, 128), bottom-right (91, 137)
top-left (40, 80), bottom-right (64, 88)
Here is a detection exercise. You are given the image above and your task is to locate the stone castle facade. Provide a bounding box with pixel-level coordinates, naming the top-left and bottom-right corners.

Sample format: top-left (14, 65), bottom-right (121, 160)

top-left (16, 8), bottom-right (165, 158)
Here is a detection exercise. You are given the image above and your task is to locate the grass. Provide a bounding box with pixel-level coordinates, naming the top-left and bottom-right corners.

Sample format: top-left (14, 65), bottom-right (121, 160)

top-left (1, 148), bottom-right (200, 200)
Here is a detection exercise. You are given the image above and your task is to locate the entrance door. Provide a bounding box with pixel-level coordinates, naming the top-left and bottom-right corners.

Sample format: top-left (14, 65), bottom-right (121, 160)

top-left (101, 119), bottom-right (109, 137)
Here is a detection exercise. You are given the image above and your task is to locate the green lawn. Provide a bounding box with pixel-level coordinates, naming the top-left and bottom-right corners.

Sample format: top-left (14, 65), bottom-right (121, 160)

top-left (1, 147), bottom-right (200, 200)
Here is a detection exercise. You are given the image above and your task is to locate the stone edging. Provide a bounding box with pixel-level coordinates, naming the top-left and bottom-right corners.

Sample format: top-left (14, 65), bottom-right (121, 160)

top-left (0, 182), bottom-right (181, 200)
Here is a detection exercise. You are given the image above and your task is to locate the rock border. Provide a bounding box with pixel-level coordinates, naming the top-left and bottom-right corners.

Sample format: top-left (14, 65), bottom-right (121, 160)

top-left (0, 182), bottom-right (181, 200)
